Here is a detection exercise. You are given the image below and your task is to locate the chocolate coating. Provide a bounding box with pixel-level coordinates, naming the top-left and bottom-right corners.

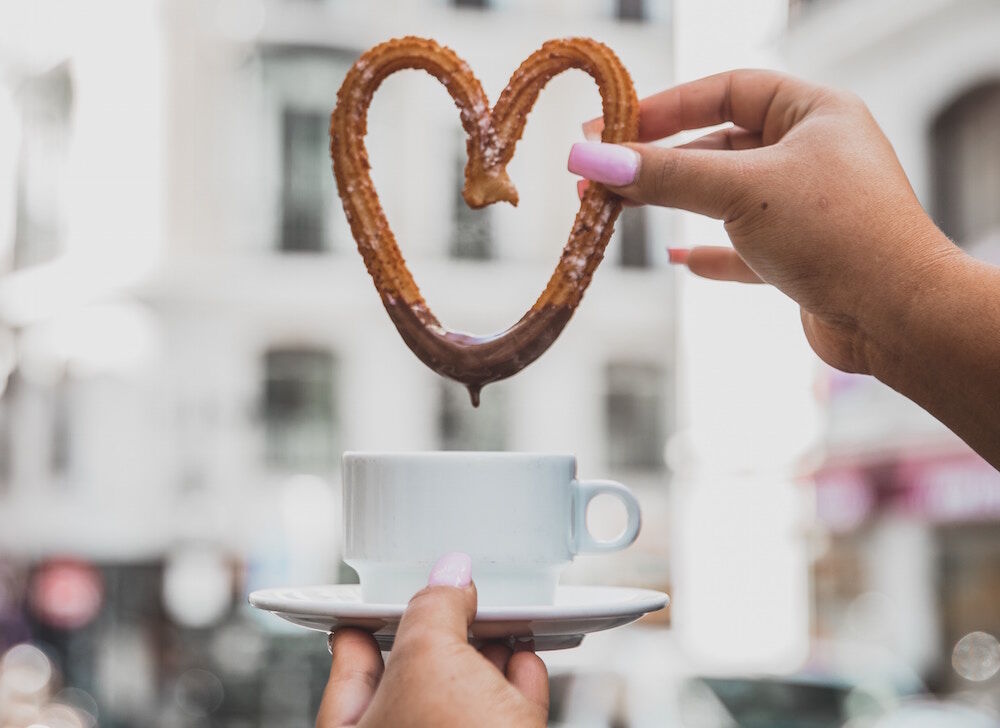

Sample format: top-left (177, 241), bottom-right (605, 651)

top-left (331, 36), bottom-right (639, 405)
top-left (385, 300), bottom-right (576, 406)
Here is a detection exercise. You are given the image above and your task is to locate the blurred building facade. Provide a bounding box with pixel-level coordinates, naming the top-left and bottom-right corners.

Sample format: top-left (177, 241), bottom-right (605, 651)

top-left (2, 0), bottom-right (998, 725)
top-left (0, 0), bottom-right (676, 724)
top-left (788, 0), bottom-right (1000, 706)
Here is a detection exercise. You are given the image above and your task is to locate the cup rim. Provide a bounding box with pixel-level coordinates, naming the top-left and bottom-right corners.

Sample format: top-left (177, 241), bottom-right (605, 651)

top-left (343, 451), bottom-right (576, 463)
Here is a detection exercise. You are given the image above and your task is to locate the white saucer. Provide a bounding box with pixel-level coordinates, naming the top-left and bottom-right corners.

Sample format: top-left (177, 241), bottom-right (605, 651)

top-left (249, 584), bottom-right (669, 651)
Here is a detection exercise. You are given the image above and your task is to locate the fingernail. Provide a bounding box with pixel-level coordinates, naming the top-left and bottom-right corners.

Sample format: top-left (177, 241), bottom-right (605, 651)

top-left (513, 637), bottom-right (536, 653)
top-left (667, 247), bottom-right (690, 264)
top-left (576, 179), bottom-right (589, 200)
top-left (428, 552), bottom-right (472, 588)
top-left (582, 118), bottom-right (603, 141)
top-left (568, 142), bottom-right (639, 187)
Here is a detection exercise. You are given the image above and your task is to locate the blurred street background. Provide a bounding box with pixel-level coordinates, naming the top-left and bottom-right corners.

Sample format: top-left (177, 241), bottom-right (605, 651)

top-left (0, 0), bottom-right (999, 725)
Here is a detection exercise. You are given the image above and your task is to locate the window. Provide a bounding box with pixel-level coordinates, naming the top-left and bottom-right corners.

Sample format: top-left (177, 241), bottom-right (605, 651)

top-left (0, 371), bottom-right (16, 488)
top-left (617, 0), bottom-right (645, 21)
top-left (262, 48), bottom-right (354, 253)
top-left (0, 369), bottom-right (73, 487)
top-left (281, 109), bottom-right (332, 252)
top-left (618, 207), bottom-right (649, 268)
top-left (14, 62), bottom-right (73, 269)
top-left (932, 82), bottom-right (1000, 246)
top-left (450, 137), bottom-right (493, 260)
top-left (605, 362), bottom-right (667, 471)
top-left (788, 0), bottom-right (825, 21)
top-left (438, 381), bottom-right (507, 451)
top-left (262, 348), bottom-right (337, 471)
top-left (51, 372), bottom-right (71, 478)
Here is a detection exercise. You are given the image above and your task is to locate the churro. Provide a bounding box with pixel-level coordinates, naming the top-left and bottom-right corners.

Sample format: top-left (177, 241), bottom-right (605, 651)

top-left (331, 36), bottom-right (638, 405)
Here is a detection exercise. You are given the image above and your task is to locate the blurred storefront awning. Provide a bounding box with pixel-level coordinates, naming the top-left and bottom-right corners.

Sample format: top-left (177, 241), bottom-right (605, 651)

top-left (814, 448), bottom-right (1000, 532)
top-left (897, 455), bottom-right (1000, 523)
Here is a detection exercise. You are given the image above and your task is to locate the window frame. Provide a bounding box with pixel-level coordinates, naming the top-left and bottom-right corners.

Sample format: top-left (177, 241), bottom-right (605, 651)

top-left (931, 80), bottom-right (1000, 246)
top-left (261, 346), bottom-right (339, 472)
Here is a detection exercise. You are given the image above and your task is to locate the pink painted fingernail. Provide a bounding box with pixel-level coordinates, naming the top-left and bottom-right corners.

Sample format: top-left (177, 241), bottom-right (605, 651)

top-left (667, 247), bottom-right (690, 264)
top-left (568, 142), bottom-right (640, 187)
top-left (428, 552), bottom-right (472, 588)
top-left (576, 179), bottom-right (589, 200)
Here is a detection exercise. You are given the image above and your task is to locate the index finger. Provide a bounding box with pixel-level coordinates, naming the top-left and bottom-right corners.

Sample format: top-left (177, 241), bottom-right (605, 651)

top-left (317, 630), bottom-right (385, 728)
top-left (635, 69), bottom-right (806, 142)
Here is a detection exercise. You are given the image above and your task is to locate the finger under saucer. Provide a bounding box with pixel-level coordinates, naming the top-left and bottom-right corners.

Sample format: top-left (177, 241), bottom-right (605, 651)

top-left (478, 641), bottom-right (514, 673)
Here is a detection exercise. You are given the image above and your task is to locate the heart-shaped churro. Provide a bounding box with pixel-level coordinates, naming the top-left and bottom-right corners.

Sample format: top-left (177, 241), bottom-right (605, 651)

top-left (331, 36), bottom-right (638, 405)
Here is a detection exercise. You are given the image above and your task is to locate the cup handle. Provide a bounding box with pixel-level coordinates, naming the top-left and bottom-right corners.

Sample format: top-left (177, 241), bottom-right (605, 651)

top-left (572, 479), bottom-right (642, 554)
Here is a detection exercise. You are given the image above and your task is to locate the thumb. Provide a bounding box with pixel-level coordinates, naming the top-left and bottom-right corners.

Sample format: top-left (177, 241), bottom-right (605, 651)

top-left (393, 552), bottom-right (476, 652)
top-left (568, 141), bottom-right (755, 220)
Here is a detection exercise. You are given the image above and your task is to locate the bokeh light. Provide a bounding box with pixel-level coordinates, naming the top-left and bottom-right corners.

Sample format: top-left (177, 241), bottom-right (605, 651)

top-left (53, 687), bottom-right (99, 728)
top-left (173, 668), bottom-right (225, 718)
top-left (32, 703), bottom-right (86, 728)
top-left (952, 632), bottom-right (1000, 682)
top-left (210, 622), bottom-right (267, 678)
top-left (29, 560), bottom-right (103, 631)
top-left (0, 643), bottom-right (54, 697)
top-left (162, 546), bottom-right (233, 629)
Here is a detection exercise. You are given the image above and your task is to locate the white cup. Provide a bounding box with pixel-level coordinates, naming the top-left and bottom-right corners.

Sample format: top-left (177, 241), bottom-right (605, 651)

top-left (342, 452), bottom-right (642, 606)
